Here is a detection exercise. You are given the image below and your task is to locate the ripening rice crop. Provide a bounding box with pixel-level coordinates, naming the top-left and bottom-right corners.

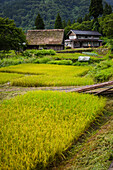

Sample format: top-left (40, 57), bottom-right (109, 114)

top-left (0, 91), bottom-right (106, 169)
top-left (11, 74), bottom-right (93, 87)
top-left (0, 72), bottom-right (24, 84)
top-left (0, 64), bottom-right (93, 86)
top-left (0, 63), bottom-right (90, 75)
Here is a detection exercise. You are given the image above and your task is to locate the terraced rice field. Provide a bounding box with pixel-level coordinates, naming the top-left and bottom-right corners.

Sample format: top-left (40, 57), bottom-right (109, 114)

top-left (0, 91), bottom-right (106, 169)
top-left (0, 64), bottom-right (93, 86)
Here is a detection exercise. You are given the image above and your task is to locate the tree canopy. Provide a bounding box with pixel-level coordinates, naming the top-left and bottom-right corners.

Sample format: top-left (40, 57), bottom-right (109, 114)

top-left (103, 2), bottom-right (112, 16)
top-left (35, 13), bottom-right (45, 29)
top-left (100, 13), bottom-right (113, 37)
top-left (89, 0), bottom-right (103, 20)
top-left (0, 17), bottom-right (26, 52)
top-left (54, 13), bottom-right (63, 29)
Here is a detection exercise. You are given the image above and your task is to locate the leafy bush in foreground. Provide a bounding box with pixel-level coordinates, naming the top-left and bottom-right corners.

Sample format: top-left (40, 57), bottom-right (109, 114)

top-left (88, 60), bottom-right (113, 82)
top-left (0, 91), bottom-right (106, 169)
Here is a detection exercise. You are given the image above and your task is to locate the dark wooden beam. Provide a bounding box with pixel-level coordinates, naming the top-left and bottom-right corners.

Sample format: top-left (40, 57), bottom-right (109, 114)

top-left (69, 81), bottom-right (113, 93)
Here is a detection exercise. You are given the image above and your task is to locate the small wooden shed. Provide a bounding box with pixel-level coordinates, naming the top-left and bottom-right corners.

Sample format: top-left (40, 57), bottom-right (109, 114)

top-left (26, 29), bottom-right (64, 51)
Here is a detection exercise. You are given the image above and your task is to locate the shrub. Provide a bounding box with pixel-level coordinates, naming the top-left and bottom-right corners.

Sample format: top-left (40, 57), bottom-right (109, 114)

top-left (88, 60), bottom-right (113, 82)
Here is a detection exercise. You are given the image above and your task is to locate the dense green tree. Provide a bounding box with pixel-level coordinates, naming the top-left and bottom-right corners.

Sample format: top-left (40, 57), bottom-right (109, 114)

top-left (64, 20), bottom-right (93, 38)
top-left (1, 0), bottom-right (112, 30)
top-left (54, 13), bottom-right (63, 29)
top-left (0, 17), bottom-right (26, 52)
top-left (35, 13), bottom-right (45, 29)
top-left (62, 20), bottom-right (67, 28)
top-left (103, 2), bottom-right (112, 16)
top-left (67, 19), bottom-right (71, 26)
top-left (89, 0), bottom-right (103, 20)
top-left (77, 16), bottom-right (83, 23)
top-left (83, 14), bottom-right (90, 21)
top-left (72, 20), bottom-right (75, 24)
top-left (0, 0), bottom-right (90, 30)
top-left (100, 13), bottom-right (113, 37)
top-left (92, 19), bottom-right (100, 31)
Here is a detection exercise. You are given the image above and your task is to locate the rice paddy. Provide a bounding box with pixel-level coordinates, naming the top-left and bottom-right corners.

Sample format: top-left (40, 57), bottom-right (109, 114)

top-left (0, 91), bottom-right (106, 169)
top-left (0, 72), bottom-right (24, 84)
top-left (0, 64), bottom-right (94, 87)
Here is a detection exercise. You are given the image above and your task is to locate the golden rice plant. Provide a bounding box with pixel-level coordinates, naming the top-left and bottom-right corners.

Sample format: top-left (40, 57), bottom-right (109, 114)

top-left (11, 74), bottom-right (93, 87)
top-left (0, 91), bottom-right (106, 169)
top-left (0, 72), bottom-right (24, 84)
top-left (0, 63), bottom-right (91, 75)
top-left (0, 64), bottom-right (93, 87)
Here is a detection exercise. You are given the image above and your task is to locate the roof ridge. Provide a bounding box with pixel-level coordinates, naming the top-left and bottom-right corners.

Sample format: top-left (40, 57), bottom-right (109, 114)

top-left (27, 29), bottom-right (64, 32)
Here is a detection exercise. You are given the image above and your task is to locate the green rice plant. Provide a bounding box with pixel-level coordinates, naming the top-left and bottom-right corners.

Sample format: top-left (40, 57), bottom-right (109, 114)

top-left (52, 53), bottom-right (104, 64)
top-left (22, 49), bottom-right (56, 58)
top-left (73, 61), bottom-right (89, 66)
top-left (34, 57), bottom-right (51, 64)
top-left (52, 53), bottom-right (85, 62)
top-left (0, 91), bottom-right (106, 169)
top-left (0, 72), bottom-right (24, 84)
top-left (48, 60), bottom-right (73, 65)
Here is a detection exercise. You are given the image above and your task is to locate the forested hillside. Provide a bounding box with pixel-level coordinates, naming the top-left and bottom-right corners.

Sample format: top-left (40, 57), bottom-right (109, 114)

top-left (0, 0), bottom-right (113, 31)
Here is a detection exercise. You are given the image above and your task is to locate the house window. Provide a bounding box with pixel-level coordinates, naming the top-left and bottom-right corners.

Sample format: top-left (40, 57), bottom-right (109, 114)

top-left (82, 42), bottom-right (88, 46)
top-left (69, 35), bottom-right (76, 39)
top-left (94, 37), bottom-right (99, 39)
top-left (93, 42), bottom-right (99, 46)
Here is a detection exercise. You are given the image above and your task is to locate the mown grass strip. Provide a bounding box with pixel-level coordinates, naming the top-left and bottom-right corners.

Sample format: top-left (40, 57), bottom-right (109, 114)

top-left (0, 91), bottom-right (106, 169)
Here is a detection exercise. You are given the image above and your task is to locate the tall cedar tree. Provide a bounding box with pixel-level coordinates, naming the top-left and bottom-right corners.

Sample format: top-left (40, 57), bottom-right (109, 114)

top-left (83, 14), bottom-right (90, 21)
top-left (54, 13), bottom-right (63, 29)
top-left (35, 13), bottom-right (45, 29)
top-left (62, 20), bottom-right (67, 28)
top-left (77, 16), bottom-right (83, 23)
top-left (103, 2), bottom-right (112, 16)
top-left (89, 0), bottom-right (103, 20)
top-left (67, 19), bottom-right (71, 26)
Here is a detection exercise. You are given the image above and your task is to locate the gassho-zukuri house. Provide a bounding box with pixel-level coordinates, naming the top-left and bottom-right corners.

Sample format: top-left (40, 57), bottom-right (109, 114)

top-left (26, 29), bottom-right (64, 51)
top-left (65, 30), bottom-right (102, 48)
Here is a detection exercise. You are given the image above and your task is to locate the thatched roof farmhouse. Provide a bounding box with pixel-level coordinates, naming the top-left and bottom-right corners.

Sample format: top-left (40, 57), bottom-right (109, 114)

top-left (26, 29), bottom-right (64, 50)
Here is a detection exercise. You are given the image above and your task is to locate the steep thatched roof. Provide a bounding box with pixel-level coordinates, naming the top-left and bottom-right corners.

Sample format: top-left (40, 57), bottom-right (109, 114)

top-left (26, 29), bottom-right (64, 45)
